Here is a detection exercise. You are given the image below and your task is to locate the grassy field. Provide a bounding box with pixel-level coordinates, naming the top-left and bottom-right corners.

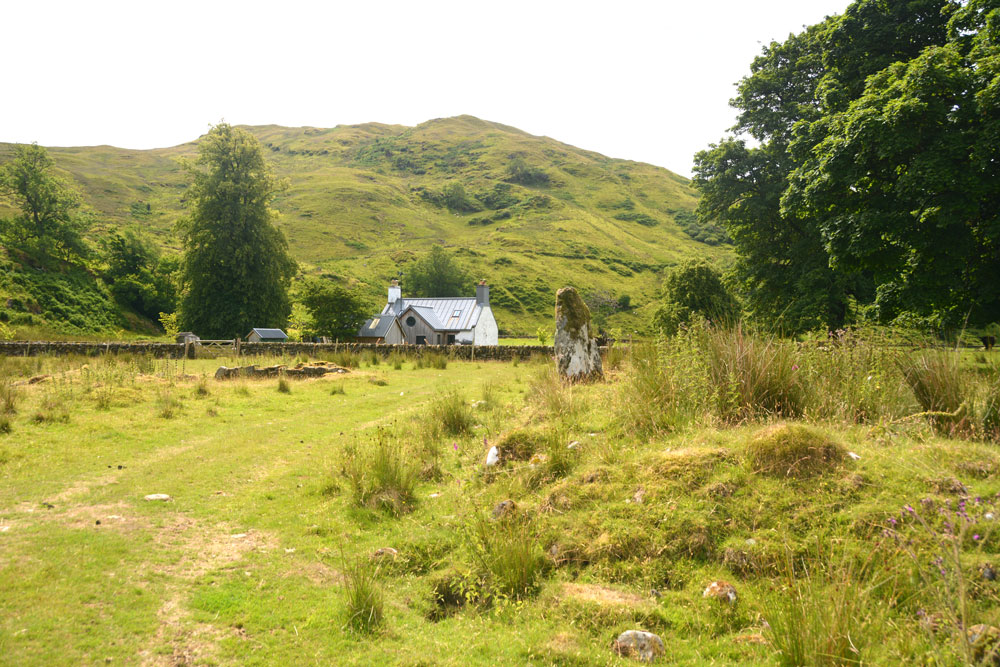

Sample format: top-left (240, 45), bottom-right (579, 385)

top-left (1, 335), bottom-right (1000, 665)
top-left (0, 116), bottom-right (731, 336)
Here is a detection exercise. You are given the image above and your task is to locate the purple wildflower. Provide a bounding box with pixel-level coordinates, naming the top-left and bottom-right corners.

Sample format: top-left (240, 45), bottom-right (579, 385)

top-left (974, 534), bottom-right (982, 541)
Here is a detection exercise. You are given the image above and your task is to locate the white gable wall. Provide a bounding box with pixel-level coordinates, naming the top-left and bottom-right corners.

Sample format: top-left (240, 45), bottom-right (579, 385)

top-left (472, 306), bottom-right (498, 345)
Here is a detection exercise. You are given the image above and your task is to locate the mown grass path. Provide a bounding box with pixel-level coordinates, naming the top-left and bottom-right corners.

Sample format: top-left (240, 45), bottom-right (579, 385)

top-left (0, 360), bottom-right (542, 665)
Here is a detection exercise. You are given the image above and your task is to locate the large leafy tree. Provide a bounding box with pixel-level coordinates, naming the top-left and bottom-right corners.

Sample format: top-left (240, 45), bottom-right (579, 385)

top-left (0, 143), bottom-right (89, 260)
top-left (299, 277), bottom-right (370, 340)
top-left (101, 229), bottom-right (178, 322)
top-left (693, 0), bottom-right (956, 332)
top-left (785, 0), bottom-right (1000, 327)
top-left (177, 123), bottom-right (297, 338)
top-left (404, 245), bottom-right (469, 297)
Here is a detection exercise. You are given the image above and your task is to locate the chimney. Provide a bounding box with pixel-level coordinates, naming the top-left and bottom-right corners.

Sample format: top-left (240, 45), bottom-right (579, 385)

top-left (388, 279), bottom-right (402, 314)
top-left (476, 279), bottom-right (490, 307)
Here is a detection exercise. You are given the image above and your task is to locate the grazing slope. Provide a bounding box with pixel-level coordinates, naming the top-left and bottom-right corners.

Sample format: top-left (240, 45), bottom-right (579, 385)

top-left (0, 116), bottom-right (729, 334)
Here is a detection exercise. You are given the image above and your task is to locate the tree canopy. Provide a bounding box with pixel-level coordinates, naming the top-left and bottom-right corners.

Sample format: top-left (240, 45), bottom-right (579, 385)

top-left (404, 245), bottom-right (469, 298)
top-left (101, 229), bottom-right (178, 323)
top-left (0, 143), bottom-right (89, 261)
top-left (692, 0), bottom-right (990, 332)
top-left (299, 277), bottom-right (370, 340)
top-left (177, 123), bottom-right (297, 338)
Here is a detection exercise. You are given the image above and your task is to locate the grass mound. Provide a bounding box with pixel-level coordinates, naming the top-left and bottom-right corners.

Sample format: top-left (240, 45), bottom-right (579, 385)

top-left (745, 424), bottom-right (845, 478)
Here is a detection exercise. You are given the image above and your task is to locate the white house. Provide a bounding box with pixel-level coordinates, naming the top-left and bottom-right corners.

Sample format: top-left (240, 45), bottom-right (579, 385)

top-left (357, 280), bottom-right (498, 345)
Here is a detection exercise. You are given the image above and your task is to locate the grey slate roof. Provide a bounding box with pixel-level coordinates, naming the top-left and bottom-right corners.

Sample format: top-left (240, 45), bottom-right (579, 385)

top-left (248, 328), bottom-right (287, 339)
top-left (357, 315), bottom-right (398, 338)
top-left (382, 297), bottom-right (482, 331)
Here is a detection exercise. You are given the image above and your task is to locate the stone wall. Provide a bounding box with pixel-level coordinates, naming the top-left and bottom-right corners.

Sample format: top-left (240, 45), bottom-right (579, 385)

top-left (0, 340), bottom-right (558, 361)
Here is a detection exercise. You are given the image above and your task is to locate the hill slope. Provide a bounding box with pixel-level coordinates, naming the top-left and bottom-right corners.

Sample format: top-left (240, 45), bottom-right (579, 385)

top-left (0, 116), bottom-right (728, 335)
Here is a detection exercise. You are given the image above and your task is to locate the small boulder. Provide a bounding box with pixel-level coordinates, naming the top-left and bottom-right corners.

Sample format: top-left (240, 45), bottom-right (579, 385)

top-left (554, 287), bottom-right (603, 383)
top-left (485, 445), bottom-right (499, 467)
top-left (611, 630), bottom-right (665, 663)
top-left (493, 499), bottom-right (517, 519)
top-left (703, 580), bottom-right (737, 603)
top-left (372, 547), bottom-right (398, 559)
top-left (144, 494), bottom-right (171, 502)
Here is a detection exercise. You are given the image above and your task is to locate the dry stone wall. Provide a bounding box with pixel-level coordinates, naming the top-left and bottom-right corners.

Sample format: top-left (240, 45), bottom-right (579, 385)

top-left (0, 340), bottom-right (561, 361)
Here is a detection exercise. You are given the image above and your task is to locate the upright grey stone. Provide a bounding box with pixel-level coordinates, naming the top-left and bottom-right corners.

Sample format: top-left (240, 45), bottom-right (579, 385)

top-left (554, 287), bottom-right (602, 382)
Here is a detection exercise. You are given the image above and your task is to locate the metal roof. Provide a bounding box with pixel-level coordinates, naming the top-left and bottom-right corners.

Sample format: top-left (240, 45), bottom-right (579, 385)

top-left (382, 298), bottom-right (482, 331)
top-left (357, 316), bottom-right (399, 338)
top-left (248, 328), bottom-right (287, 339)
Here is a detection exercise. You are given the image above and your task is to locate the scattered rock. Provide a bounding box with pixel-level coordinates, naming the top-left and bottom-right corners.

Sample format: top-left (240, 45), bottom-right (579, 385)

top-left (144, 494), bottom-right (171, 502)
top-left (567, 441), bottom-right (580, 449)
top-left (493, 499), bottom-right (517, 518)
top-left (848, 451), bottom-right (861, 460)
top-left (0, 526), bottom-right (8, 533)
top-left (372, 547), bottom-right (398, 559)
top-left (629, 487), bottom-right (645, 504)
top-left (967, 624), bottom-right (1000, 664)
top-left (930, 477), bottom-right (968, 495)
top-left (703, 580), bottom-right (738, 603)
top-left (485, 445), bottom-right (499, 467)
top-left (983, 564), bottom-right (997, 582)
top-left (554, 286), bottom-right (603, 383)
top-left (705, 482), bottom-right (735, 498)
top-left (214, 364), bottom-right (348, 380)
top-left (611, 630), bottom-right (665, 663)
top-left (428, 492), bottom-right (441, 498)
top-left (528, 453), bottom-right (548, 467)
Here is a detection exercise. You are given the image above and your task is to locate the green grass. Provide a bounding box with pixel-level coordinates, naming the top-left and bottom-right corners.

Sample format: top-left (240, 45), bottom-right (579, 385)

top-left (1, 343), bottom-right (999, 664)
top-left (0, 116), bottom-right (730, 337)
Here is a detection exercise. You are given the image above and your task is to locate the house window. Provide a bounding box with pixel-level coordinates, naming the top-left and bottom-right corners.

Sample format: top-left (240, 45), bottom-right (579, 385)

top-left (405, 316), bottom-right (416, 327)
top-left (368, 318), bottom-right (380, 329)
top-left (447, 334), bottom-right (456, 344)
top-left (416, 335), bottom-right (426, 345)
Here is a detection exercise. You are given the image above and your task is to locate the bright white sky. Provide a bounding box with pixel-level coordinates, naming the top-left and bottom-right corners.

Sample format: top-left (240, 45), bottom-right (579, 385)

top-left (1, 0), bottom-right (848, 177)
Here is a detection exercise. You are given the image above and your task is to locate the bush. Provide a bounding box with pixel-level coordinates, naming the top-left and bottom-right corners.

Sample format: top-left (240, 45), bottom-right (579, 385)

top-left (652, 261), bottom-right (739, 335)
top-left (341, 431), bottom-right (418, 516)
top-left (745, 424), bottom-right (845, 478)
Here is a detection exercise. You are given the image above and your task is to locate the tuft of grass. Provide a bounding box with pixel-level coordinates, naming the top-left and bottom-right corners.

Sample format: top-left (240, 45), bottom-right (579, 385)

top-left (194, 377), bottom-right (210, 397)
top-left (0, 415), bottom-right (11, 434)
top-left (342, 558), bottom-right (384, 634)
top-left (341, 430), bottom-right (418, 516)
top-left (157, 392), bottom-right (180, 419)
top-left (765, 544), bottom-right (879, 667)
top-left (428, 392), bottom-right (474, 437)
top-left (0, 380), bottom-right (19, 415)
top-left (415, 352), bottom-right (448, 370)
top-left (701, 325), bottom-right (804, 423)
top-left (93, 386), bottom-right (114, 410)
top-left (745, 423), bottom-right (845, 478)
top-left (330, 383), bottom-right (346, 395)
top-left (466, 511), bottom-right (546, 600)
top-left (528, 366), bottom-right (581, 423)
top-left (900, 351), bottom-right (973, 436)
top-left (277, 376), bottom-right (291, 394)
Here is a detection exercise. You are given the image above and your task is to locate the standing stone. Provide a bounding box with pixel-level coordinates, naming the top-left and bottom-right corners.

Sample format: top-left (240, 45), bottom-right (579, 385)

top-left (554, 287), bottom-right (603, 382)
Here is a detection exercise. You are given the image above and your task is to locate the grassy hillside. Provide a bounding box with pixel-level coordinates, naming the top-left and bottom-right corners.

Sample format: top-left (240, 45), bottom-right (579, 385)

top-left (0, 116), bottom-right (728, 336)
